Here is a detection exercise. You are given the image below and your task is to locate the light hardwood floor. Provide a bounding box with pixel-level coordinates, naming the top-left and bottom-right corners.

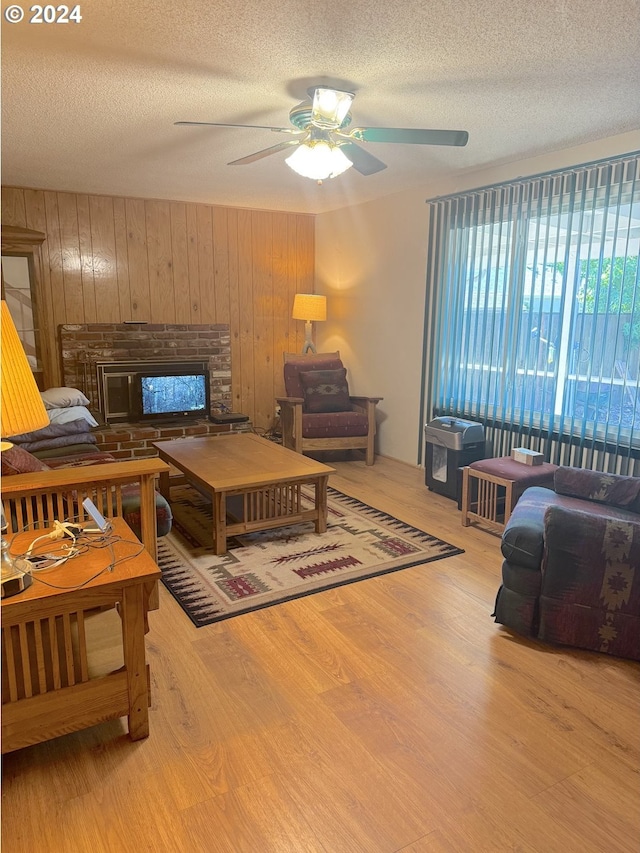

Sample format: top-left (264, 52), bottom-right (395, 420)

top-left (2, 455), bottom-right (639, 852)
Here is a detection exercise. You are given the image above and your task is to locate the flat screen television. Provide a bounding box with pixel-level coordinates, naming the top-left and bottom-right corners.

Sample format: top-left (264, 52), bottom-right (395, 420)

top-left (137, 370), bottom-right (209, 422)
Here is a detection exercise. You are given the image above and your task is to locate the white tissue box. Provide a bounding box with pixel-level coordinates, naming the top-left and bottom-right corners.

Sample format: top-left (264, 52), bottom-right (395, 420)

top-left (511, 447), bottom-right (544, 466)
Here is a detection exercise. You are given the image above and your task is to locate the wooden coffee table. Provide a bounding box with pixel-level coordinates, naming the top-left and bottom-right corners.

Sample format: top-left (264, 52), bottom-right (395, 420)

top-left (153, 433), bottom-right (335, 554)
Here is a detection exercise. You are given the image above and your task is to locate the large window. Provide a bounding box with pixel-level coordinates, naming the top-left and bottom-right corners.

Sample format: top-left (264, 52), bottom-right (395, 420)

top-left (426, 153), bottom-right (640, 462)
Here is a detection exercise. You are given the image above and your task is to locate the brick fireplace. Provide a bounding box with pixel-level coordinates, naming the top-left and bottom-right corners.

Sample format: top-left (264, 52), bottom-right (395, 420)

top-left (59, 323), bottom-right (239, 459)
top-left (60, 323), bottom-right (232, 421)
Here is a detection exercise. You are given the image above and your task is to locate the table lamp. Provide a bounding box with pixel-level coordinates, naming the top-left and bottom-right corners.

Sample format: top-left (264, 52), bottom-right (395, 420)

top-left (292, 293), bottom-right (327, 354)
top-left (1, 300), bottom-right (49, 597)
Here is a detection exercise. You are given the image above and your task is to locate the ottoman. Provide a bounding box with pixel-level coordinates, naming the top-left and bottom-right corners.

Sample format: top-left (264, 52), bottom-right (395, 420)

top-left (461, 456), bottom-right (558, 532)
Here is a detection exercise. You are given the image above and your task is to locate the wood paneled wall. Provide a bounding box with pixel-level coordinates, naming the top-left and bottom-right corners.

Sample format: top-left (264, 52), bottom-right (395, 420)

top-left (1, 186), bottom-right (315, 429)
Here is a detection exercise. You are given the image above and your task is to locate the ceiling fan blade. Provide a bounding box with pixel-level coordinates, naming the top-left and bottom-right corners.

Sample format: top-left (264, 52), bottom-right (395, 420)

top-left (228, 140), bottom-right (301, 166)
top-left (350, 127), bottom-right (469, 147)
top-left (339, 142), bottom-right (387, 176)
top-left (175, 121), bottom-right (294, 133)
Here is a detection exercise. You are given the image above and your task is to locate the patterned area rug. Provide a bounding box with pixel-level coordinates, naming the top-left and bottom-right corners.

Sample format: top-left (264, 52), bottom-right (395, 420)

top-left (158, 484), bottom-right (464, 627)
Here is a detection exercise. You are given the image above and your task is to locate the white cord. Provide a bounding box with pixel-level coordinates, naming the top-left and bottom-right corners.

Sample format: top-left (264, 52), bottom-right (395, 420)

top-left (8, 518), bottom-right (146, 590)
top-left (25, 520), bottom-right (77, 556)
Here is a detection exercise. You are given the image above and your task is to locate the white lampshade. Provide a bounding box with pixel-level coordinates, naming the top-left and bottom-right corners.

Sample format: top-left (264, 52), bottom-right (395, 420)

top-left (1, 301), bottom-right (49, 440)
top-left (285, 141), bottom-right (353, 181)
top-left (292, 294), bottom-right (327, 322)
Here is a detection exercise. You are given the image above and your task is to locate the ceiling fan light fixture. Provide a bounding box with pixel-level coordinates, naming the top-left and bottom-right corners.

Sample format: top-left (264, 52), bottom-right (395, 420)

top-left (178, 85), bottom-right (468, 179)
top-left (285, 140), bottom-right (353, 181)
top-left (311, 87), bottom-right (354, 128)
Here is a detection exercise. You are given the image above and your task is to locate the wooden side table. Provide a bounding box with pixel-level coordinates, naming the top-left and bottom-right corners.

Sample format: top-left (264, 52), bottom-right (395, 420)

top-left (461, 457), bottom-right (558, 532)
top-left (1, 518), bottom-right (161, 753)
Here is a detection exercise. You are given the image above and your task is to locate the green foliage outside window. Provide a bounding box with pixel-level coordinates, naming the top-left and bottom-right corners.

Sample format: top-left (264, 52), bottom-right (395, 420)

top-left (554, 256), bottom-right (639, 351)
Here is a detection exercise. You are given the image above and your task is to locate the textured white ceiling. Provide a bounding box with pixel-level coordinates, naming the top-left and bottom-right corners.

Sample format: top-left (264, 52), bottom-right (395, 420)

top-left (2, 0), bottom-right (640, 214)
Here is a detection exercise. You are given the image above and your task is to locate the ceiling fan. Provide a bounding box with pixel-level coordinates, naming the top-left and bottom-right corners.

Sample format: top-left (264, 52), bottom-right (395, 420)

top-left (176, 86), bottom-right (469, 181)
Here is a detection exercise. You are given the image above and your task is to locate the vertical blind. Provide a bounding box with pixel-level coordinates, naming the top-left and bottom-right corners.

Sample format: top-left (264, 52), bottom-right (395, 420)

top-left (423, 151), bottom-right (640, 473)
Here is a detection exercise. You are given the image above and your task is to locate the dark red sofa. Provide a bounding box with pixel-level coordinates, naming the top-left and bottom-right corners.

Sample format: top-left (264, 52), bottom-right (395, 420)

top-left (494, 466), bottom-right (640, 660)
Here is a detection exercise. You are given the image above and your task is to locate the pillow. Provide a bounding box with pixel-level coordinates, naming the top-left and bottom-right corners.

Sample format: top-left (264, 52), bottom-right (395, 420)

top-left (40, 387), bottom-right (90, 410)
top-left (284, 354), bottom-right (344, 399)
top-left (554, 466), bottom-right (640, 513)
top-left (1, 445), bottom-right (51, 476)
top-left (299, 368), bottom-right (351, 413)
top-left (48, 406), bottom-right (99, 428)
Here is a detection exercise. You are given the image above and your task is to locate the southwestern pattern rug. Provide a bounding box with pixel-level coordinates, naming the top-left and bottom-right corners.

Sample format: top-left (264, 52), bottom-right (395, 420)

top-left (158, 484), bottom-right (464, 627)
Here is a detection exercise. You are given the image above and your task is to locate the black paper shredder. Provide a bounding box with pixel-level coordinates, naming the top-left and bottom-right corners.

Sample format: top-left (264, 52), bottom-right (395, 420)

top-left (424, 416), bottom-right (486, 502)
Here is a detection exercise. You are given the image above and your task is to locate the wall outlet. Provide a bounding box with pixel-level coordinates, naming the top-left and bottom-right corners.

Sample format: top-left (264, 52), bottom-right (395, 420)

top-left (275, 404), bottom-right (281, 417)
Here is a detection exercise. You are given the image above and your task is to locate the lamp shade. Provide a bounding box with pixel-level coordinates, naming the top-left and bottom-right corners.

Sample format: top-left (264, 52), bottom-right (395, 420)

top-left (1, 301), bottom-right (49, 439)
top-left (285, 141), bottom-right (353, 181)
top-left (292, 294), bottom-right (327, 322)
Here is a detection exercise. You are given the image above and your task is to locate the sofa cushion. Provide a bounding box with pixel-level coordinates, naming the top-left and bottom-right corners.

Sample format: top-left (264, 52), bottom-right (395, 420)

top-left (554, 466), bottom-right (640, 513)
top-left (32, 443), bottom-right (100, 460)
top-left (45, 451), bottom-right (118, 469)
top-left (469, 457), bottom-right (557, 502)
top-left (301, 410), bottom-right (369, 438)
top-left (1, 445), bottom-right (51, 476)
top-left (121, 485), bottom-right (173, 538)
top-left (299, 367), bottom-right (351, 413)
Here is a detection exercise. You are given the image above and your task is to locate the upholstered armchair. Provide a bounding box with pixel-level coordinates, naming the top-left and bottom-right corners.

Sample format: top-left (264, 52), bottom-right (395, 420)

top-left (276, 352), bottom-right (382, 466)
top-left (494, 467), bottom-right (640, 660)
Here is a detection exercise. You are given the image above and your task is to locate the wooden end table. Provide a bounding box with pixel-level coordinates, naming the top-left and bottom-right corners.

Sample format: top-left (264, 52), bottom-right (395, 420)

top-left (461, 457), bottom-right (558, 532)
top-left (1, 518), bottom-right (161, 753)
top-left (153, 433), bottom-right (335, 554)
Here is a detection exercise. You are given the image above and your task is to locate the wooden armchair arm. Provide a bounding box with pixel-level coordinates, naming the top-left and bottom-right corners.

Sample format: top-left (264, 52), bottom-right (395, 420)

top-left (350, 397), bottom-right (383, 419)
top-left (349, 396), bottom-right (383, 406)
top-left (276, 396), bottom-right (304, 405)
